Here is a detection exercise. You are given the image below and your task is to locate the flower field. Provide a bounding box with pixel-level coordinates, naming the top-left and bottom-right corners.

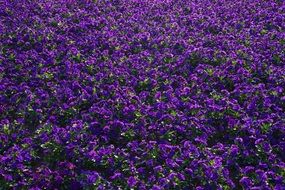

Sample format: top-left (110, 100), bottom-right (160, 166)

top-left (0, 0), bottom-right (284, 189)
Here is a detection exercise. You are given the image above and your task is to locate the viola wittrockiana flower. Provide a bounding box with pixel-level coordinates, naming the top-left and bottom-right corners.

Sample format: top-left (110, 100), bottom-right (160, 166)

top-left (0, 0), bottom-right (284, 189)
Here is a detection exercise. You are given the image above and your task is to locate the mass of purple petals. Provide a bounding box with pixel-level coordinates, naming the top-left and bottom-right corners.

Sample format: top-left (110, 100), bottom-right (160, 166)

top-left (0, 0), bottom-right (284, 189)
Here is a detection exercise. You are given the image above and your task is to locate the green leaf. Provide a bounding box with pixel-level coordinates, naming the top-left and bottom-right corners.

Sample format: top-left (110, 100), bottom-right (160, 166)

top-left (260, 29), bottom-right (268, 35)
top-left (121, 129), bottom-right (135, 140)
top-left (206, 68), bottom-right (214, 76)
top-left (3, 124), bottom-right (10, 135)
top-left (170, 110), bottom-right (177, 116)
top-left (261, 123), bottom-right (271, 133)
top-left (134, 111), bottom-right (142, 118)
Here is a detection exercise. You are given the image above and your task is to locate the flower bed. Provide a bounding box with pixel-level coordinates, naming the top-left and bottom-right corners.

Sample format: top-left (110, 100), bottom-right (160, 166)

top-left (0, 0), bottom-right (284, 189)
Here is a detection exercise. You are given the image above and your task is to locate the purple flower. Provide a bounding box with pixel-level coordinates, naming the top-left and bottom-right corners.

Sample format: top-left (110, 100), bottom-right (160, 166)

top-left (87, 172), bottom-right (99, 184)
top-left (152, 185), bottom-right (162, 190)
top-left (127, 176), bottom-right (137, 187)
top-left (240, 177), bottom-right (252, 188)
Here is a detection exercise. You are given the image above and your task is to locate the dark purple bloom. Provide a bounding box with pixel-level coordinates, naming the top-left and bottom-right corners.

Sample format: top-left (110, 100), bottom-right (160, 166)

top-left (240, 177), bottom-right (252, 188)
top-left (127, 176), bottom-right (137, 187)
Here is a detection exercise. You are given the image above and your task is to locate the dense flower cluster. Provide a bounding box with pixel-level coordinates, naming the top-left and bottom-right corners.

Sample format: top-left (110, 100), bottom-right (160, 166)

top-left (0, 0), bottom-right (285, 189)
